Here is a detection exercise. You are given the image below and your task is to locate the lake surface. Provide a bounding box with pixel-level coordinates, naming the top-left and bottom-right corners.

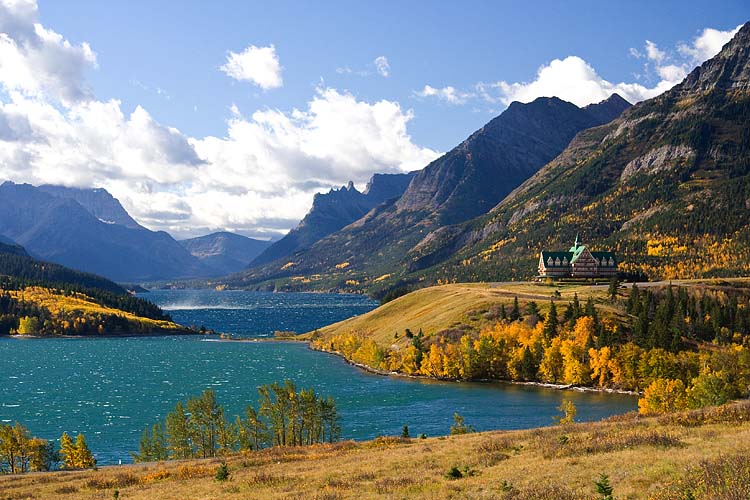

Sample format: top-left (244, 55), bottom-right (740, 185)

top-left (0, 290), bottom-right (636, 465)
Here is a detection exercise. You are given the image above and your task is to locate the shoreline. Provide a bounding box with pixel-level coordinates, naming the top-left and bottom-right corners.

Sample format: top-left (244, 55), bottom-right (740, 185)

top-left (306, 343), bottom-right (640, 396)
top-left (2, 330), bottom-right (205, 339)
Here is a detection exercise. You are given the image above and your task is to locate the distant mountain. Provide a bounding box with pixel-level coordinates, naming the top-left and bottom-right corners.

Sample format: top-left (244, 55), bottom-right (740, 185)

top-left (250, 172), bottom-right (415, 266)
top-left (38, 184), bottom-right (144, 229)
top-left (0, 235), bottom-right (28, 257)
top-left (0, 182), bottom-right (212, 282)
top-left (408, 21), bottom-right (750, 284)
top-left (233, 93), bottom-right (630, 292)
top-left (180, 231), bottom-right (271, 275)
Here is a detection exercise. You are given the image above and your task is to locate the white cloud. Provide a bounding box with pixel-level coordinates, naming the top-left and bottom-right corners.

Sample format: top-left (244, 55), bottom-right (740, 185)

top-left (644, 40), bottom-right (665, 63)
top-left (0, 3), bottom-right (437, 238)
top-left (477, 56), bottom-right (680, 107)
top-left (374, 55), bottom-right (390, 77)
top-left (0, 3), bottom-right (439, 238)
top-left (678, 25), bottom-right (742, 63)
top-left (415, 85), bottom-right (473, 105)
top-left (0, 0), bottom-right (96, 104)
top-left (420, 24), bottom-right (742, 110)
top-left (220, 44), bottom-right (283, 90)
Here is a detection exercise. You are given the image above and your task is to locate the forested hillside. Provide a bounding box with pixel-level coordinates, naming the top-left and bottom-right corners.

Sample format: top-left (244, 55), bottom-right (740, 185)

top-left (0, 245), bottom-right (189, 336)
top-left (408, 22), bottom-right (750, 289)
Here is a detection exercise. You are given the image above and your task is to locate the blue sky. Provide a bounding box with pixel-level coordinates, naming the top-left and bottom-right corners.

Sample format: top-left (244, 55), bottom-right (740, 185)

top-left (37, 0), bottom-right (748, 150)
top-left (0, 1), bottom-right (747, 238)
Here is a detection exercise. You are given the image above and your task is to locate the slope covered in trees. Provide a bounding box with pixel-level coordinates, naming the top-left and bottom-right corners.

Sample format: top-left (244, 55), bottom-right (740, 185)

top-left (0, 243), bottom-right (188, 335)
top-left (308, 280), bottom-right (750, 412)
top-left (408, 22), bottom-right (750, 288)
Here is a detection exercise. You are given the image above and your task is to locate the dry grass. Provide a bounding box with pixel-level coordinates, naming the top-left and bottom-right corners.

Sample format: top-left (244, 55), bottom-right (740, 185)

top-left (302, 282), bottom-right (617, 345)
top-left (2, 401), bottom-right (750, 499)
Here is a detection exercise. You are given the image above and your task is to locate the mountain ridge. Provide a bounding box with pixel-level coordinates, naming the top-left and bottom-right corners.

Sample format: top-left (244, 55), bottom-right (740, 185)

top-left (232, 93), bottom-right (631, 292)
top-left (0, 182), bottom-right (212, 282)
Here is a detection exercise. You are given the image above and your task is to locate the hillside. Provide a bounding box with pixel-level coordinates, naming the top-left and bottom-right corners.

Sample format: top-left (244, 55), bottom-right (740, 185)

top-left (0, 182), bottom-right (212, 281)
top-left (407, 21), bottom-right (750, 287)
top-left (2, 401), bottom-right (748, 499)
top-left (0, 243), bottom-right (190, 336)
top-left (304, 281), bottom-right (623, 346)
top-left (230, 95), bottom-right (630, 293)
top-left (180, 231), bottom-right (271, 275)
top-left (250, 172), bottom-right (415, 266)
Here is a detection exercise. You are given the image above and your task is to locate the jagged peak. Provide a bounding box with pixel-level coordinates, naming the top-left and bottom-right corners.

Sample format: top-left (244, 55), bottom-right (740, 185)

top-left (674, 20), bottom-right (750, 94)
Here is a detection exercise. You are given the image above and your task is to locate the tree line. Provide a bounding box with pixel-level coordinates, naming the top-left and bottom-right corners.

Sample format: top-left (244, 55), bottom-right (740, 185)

top-left (314, 286), bottom-right (750, 415)
top-left (0, 422), bottom-right (94, 474)
top-left (134, 381), bottom-right (340, 462)
top-left (0, 287), bottom-right (178, 336)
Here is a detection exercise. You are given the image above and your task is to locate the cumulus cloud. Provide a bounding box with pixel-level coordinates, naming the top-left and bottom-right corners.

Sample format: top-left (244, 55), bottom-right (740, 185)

top-left (374, 55), bottom-right (390, 77)
top-left (414, 85), bottom-right (473, 105)
top-left (0, 1), bottom-right (438, 238)
top-left (220, 44), bottom-right (283, 90)
top-left (0, 0), bottom-right (96, 104)
top-left (418, 24), bottom-right (742, 109)
top-left (678, 25), bottom-right (742, 63)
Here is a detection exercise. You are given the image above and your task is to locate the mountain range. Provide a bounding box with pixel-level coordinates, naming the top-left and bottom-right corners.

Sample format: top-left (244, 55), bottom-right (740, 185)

top-left (250, 172), bottom-right (415, 266)
top-left (3, 22), bottom-right (748, 294)
top-left (180, 232), bottom-right (271, 276)
top-left (230, 92), bottom-right (631, 292)
top-left (0, 182), bottom-right (214, 282)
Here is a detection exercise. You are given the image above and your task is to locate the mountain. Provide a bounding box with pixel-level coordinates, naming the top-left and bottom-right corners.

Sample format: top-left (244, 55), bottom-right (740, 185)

top-left (407, 21), bottom-right (750, 285)
top-left (0, 235), bottom-right (27, 257)
top-left (232, 94), bottom-right (630, 292)
top-left (0, 182), bottom-right (212, 282)
top-left (250, 172), bottom-right (415, 266)
top-left (37, 185), bottom-right (144, 229)
top-left (180, 231), bottom-right (272, 275)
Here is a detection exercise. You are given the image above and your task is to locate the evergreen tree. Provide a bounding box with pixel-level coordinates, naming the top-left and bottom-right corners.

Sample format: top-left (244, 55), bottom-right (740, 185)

top-left (543, 301), bottom-right (559, 341)
top-left (511, 297), bottom-right (520, 321)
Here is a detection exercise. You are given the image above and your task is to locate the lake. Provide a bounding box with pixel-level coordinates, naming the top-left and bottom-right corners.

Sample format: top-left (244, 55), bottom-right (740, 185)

top-left (0, 290), bottom-right (636, 465)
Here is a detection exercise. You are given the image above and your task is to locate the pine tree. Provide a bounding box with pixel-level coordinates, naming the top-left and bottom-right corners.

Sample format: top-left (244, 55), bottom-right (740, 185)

top-left (511, 297), bottom-right (520, 321)
top-left (543, 301), bottom-right (559, 341)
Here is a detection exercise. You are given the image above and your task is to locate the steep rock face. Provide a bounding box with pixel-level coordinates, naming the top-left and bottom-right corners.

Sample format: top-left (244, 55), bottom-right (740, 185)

top-left (180, 231), bottom-right (271, 275)
top-left (0, 182), bottom-right (211, 281)
top-left (395, 95), bottom-right (629, 224)
top-left (410, 22), bottom-right (750, 283)
top-left (234, 94), bottom-right (630, 290)
top-left (38, 185), bottom-right (143, 229)
top-left (250, 172), bottom-right (415, 266)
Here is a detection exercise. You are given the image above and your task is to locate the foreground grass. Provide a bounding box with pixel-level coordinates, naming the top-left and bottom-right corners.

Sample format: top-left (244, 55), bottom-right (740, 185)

top-left (3, 401), bottom-right (750, 499)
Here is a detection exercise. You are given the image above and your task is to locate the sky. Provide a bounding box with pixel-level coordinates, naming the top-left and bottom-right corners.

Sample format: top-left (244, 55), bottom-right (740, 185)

top-left (0, 1), bottom-right (747, 239)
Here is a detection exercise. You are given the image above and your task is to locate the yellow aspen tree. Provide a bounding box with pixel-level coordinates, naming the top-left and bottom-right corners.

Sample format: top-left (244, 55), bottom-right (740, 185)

top-left (539, 337), bottom-right (564, 383)
top-left (638, 379), bottom-right (688, 414)
top-left (589, 347), bottom-right (613, 387)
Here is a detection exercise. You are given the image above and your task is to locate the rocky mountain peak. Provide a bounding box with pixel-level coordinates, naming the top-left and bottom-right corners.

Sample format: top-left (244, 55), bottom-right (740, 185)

top-left (677, 21), bottom-right (750, 94)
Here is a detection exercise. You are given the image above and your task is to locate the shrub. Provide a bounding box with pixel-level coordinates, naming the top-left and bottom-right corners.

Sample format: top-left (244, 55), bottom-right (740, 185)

top-left (215, 462), bottom-right (230, 482)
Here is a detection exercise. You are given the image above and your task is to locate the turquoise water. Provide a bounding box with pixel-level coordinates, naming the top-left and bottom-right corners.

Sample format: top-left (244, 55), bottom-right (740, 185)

top-left (0, 290), bottom-right (636, 465)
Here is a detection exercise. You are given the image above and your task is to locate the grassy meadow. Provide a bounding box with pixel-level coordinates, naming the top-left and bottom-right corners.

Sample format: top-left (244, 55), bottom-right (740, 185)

top-left (2, 401), bottom-right (749, 499)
